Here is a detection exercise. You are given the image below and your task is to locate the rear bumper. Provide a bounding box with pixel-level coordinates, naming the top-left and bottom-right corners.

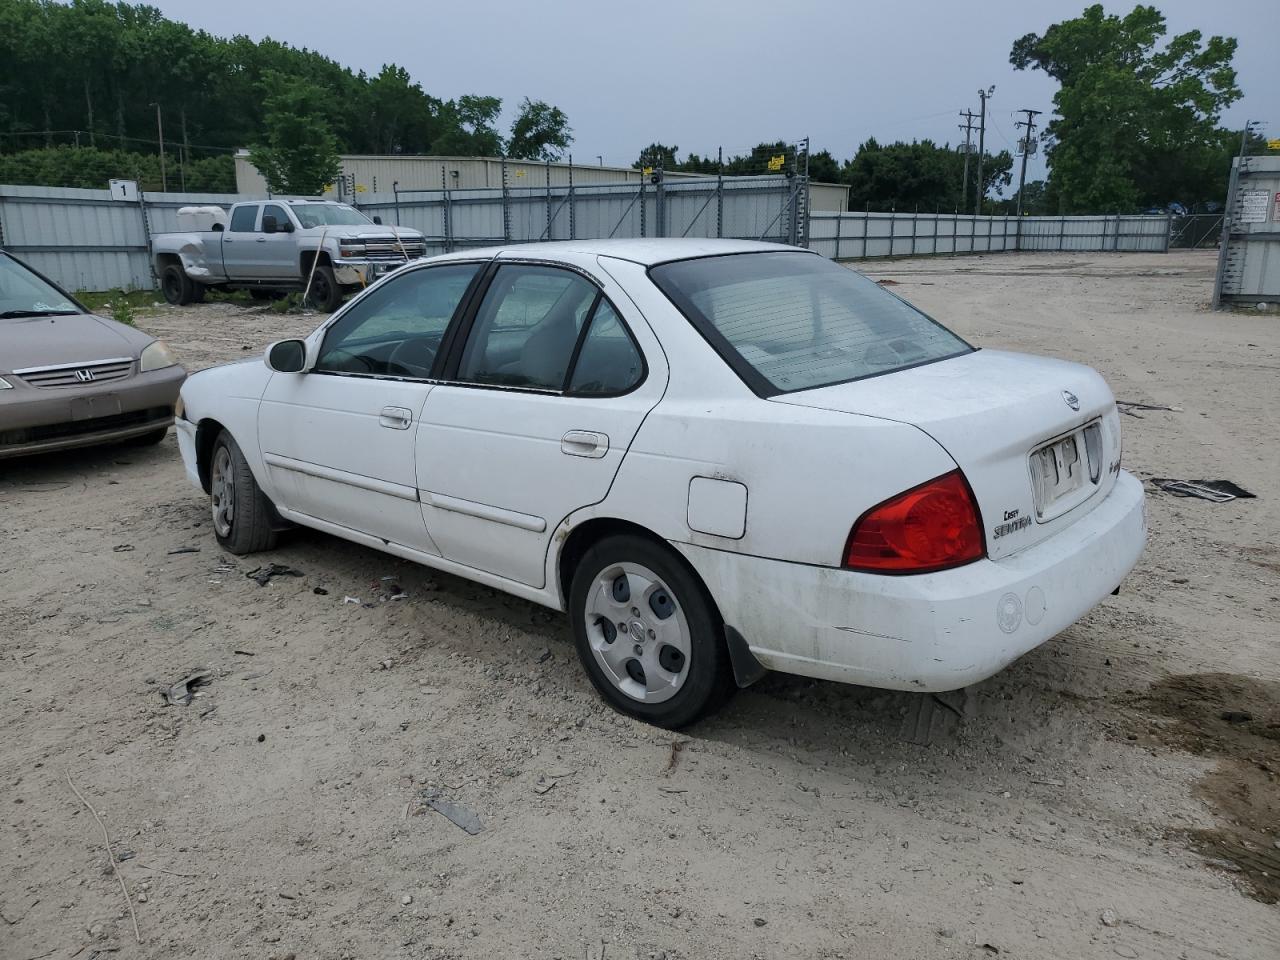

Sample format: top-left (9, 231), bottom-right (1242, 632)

top-left (676, 470), bottom-right (1147, 692)
top-left (0, 365), bottom-right (185, 459)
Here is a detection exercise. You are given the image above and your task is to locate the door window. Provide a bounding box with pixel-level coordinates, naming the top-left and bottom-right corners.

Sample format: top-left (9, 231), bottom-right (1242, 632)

top-left (229, 205), bottom-right (259, 232)
top-left (316, 263), bottom-right (480, 378)
top-left (457, 265), bottom-right (598, 390)
top-left (262, 203), bottom-right (291, 231)
top-left (567, 300), bottom-right (645, 396)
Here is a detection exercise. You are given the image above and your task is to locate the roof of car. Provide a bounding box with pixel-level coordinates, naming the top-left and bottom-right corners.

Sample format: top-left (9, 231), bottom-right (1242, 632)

top-left (429, 238), bottom-right (813, 268)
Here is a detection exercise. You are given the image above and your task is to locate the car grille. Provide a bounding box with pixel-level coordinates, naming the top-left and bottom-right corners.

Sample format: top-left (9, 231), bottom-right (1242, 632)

top-left (13, 357), bottom-right (134, 388)
top-left (362, 240), bottom-right (427, 260)
top-left (0, 406), bottom-right (171, 448)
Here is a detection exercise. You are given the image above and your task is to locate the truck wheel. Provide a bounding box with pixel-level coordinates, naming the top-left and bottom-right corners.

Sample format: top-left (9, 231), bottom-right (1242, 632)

top-left (307, 264), bottom-right (341, 313)
top-left (161, 263), bottom-right (194, 305)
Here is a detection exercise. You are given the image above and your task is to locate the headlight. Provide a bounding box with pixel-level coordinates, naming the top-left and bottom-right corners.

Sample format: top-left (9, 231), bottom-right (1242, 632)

top-left (0, 376), bottom-right (12, 390)
top-left (140, 340), bottom-right (178, 372)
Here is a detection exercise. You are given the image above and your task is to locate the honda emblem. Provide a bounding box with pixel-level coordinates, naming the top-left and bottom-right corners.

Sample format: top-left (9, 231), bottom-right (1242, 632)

top-left (1062, 390), bottom-right (1079, 411)
top-left (75, 369), bottom-right (95, 383)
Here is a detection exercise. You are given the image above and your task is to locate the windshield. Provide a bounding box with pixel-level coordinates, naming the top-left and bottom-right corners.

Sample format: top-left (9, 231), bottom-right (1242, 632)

top-left (291, 203), bottom-right (374, 228)
top-left (649, 252), bottom-right (973, 395)
top-left (0, 254), bottom-right (81, 319)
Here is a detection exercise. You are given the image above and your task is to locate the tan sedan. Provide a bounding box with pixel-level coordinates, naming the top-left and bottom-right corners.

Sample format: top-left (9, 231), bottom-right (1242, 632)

top-left (0, 251), bottom-right (185, 459)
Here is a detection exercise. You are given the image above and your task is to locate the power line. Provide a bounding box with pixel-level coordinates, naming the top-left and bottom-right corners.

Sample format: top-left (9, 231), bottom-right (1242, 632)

top-left (0, 129), bottom-right (240, 154)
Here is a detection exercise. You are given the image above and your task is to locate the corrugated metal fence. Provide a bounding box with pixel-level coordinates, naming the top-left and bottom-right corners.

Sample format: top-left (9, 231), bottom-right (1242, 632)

top-left (1, 179), bottom-right (1172, 293)
top-left (808, 211), bottom-right (1171, 259)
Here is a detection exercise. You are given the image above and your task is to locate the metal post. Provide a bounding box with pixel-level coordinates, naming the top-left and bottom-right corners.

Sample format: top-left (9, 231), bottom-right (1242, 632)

top-left (501, 157), bottom-right (511, 242)
top-left (1058, 215), bottom-right (1065, 252)
top-left (392, 181), bottom-right (401, 226)
top-left (441, 166), bottom-right (453, 253)
top-left (888, 207), bottom-right (895, 258)
top-left (545, 159), bottom-right (552, 241)
top-left (862, 202), bottom-right (869, 259)
top-left (715, 146), bottom-right (724, 238)
top-left (910, 205), bottom-right (918, 257)
top-left (639, 175), bottom-right (646, 238)
top-left (655, 166), bottom-right (665, 237)
top-left (932, 208), bottom-right (939, 256)
top-left (1163, 211), bottom-right (1173, 253)
top-left (833, 212), bottom-right (842, 260)
top-left (568, 154), bottom-right (576, 241)
top-left (152, 103), bottom-right (166, 193)
top-left (137, 189), bottom-right (156, 288)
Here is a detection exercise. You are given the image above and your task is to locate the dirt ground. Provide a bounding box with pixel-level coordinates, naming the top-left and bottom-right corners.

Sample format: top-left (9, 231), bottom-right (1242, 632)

top-left (2, 250), bottom-right (1277, 960)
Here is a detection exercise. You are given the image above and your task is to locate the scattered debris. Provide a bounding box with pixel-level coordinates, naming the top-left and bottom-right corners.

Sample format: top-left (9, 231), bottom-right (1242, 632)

top-left (65, 768), bottom-right (142, 944)
top-left (343, 596), bottom-right (362, 605)
top-left (112, 544), bottom-right (134, 553)
top-left (115, 850), bottom-right (136, 862)
top-left (1151, 479), bottom-right (1255, 502)
top-left (1116, 400), bottom-right (1182, 419)
top-left (875, 278), bottom-right (900, 286)
top-left (420, 790), bottom-right (484, 835)
top-left (980, 945), bottom-right (1000, 955)
top-left (232, 649), bottom-right (255, 657)
top-left (664, 739), bottom-right (687, 775)
top-left (313, 587), bottom-right (328, 596)
top-left (1100, 908), bottom-right (1118, 927)
top-left (753, 917), bottom-right (767, 927)
top-left (1219, 710), bottom-right (1252, 724)
top-left (657, 785), bottom-right (688, 795)
top-left (400, 894), bottom-right (413, 906)
top-left (159, 670), bottom-right (212, 706)
top-left (536, 647), bottom-right (552, 663)
top-left (167, 546), bottom-right (201, 555)
top-left (247, 564), bottom-right (304, 587)
top-left (257, 734), bottom-right (266, 743)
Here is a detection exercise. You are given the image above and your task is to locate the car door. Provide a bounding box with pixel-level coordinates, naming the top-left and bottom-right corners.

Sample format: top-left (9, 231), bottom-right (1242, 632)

top-left (257, 261), bottom-right (484, 553)
top-left (220, 204), bottom-right (261, 278)
top-left (416, 258), bottom-right (668, 587)
top-left (257, 203), bottom-right (298, 279)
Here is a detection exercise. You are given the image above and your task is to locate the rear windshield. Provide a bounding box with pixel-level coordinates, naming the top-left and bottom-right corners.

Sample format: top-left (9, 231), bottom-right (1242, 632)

top-left (650, 252), bottom-right (973, 395)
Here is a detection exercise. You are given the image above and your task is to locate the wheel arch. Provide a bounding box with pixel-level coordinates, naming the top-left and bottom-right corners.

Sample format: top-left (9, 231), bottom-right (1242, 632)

top-left (194, 417), bottom-right (229, 494)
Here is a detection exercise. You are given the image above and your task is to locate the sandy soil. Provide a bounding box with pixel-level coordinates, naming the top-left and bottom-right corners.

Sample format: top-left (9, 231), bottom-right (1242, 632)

top-left (2, 250), bottom-right (1277, 960)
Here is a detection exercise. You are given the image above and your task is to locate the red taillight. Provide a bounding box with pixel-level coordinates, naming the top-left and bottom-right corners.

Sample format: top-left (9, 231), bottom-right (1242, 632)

top-left (844, 470), bottom-right (985, 574)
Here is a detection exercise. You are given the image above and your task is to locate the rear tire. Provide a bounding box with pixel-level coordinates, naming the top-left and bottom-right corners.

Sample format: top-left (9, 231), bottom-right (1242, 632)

top-left (307, 264), bottom-right (341, 312)
top-left (161, 263), bottom-right (194, 306)
top-left (209, 431), bottom-right (278, 555)
top-left (569, 534), bottom-right (734, 729)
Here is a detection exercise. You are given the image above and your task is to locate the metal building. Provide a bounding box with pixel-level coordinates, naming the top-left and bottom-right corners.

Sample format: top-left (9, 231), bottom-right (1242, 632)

top-left (1214, 155), bottom-right (1280, 307)
top-left (233, 152), bottom-right (850, 212)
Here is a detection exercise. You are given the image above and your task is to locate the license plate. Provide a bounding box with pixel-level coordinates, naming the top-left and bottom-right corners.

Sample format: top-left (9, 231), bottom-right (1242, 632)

top-left (1030, 424), bottom-right (1100, 519)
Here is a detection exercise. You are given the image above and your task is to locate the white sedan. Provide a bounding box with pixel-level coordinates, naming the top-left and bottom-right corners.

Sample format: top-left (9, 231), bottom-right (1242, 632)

top-left (175, 239), bottom-right (1145, 727)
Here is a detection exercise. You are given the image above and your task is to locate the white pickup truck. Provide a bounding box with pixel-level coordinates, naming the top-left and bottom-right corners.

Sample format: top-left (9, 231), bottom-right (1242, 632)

top-left (151, 199), bottom-right (428, 311)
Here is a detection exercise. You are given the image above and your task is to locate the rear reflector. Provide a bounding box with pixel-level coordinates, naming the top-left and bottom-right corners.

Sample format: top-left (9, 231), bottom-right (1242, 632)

top-left (844, 469), bottom-right (985, 574)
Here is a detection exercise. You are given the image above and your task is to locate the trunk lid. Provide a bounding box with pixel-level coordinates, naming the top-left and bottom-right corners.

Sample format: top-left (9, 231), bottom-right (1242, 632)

top-left (771, 349), bottom-right (1123, 559)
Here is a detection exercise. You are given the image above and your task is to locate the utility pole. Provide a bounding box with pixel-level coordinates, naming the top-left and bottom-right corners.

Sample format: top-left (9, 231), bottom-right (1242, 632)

top-left (958, 109), bottom-right (977, 212)
top-left (974, 86), bottom-right (994, 216)
top-left (151, 102), bottom-right (166, 192)
top-left (1014, 108), bottom-right (1042, 219)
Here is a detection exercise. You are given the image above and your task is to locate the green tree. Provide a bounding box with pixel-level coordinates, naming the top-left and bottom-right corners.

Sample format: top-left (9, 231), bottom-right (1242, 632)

top-left (247, 73), bottom-right (341, 195)
top-left (435, 95), bottom-right (504, 155)
top-left (634, 143), bottom-right (679, 171)
top-left (1011, 4), bottom-right (1242, 212)
top-left (507, 97), bottom-right (572, 160)
top-left (842, 138), bottom-right (1012, 211)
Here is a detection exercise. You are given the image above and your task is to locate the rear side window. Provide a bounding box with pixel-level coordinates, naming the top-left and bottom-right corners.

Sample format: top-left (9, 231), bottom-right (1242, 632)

top-left (229, 205), bottom-right (259, 232)
top-left (458, 265), bottom-right (598, 390)
top-left (568, 300), bottom-right (644, 396)
top-left (650, 252), bottom-right (972, 395)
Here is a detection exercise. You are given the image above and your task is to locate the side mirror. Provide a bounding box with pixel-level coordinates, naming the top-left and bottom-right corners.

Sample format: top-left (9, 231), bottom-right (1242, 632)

top-left (372, 215), bottom-right (383, 225)
top-left (262, 214), bottom-right (278, 234)
top-left (265, 339), bottom-right (307, 373)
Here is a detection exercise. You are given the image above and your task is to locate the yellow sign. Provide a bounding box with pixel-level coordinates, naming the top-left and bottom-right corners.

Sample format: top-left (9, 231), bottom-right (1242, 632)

top-left (767, 154), bottom-right (786, 172)
top-left (642, 166), bottom-right (654, 176)
top-left (354, 183), bottom-right (367, 193)
top-left (1268, 138), bottom-right (1280, 151)
top-left (515, 170), bottom-right (525, 178)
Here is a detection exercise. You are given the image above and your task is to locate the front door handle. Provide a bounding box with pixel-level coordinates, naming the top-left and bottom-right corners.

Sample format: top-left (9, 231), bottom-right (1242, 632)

top-left (379, 406), bottom-right (413, 430)
top-left (561, 430), bottom-right (609, 458)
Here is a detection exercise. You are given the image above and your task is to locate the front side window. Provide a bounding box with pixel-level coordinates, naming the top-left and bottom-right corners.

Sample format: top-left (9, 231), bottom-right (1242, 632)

top-left (457, 265), bottom-right (599, 390)
top-left (262, 204), bottom-right (291, 230)
top-left (316, 264), bottom-right (480, 378)
top-left (228, 205), bottom-right (259, 232)
top-left (650, 252), bottom-right (973, 395)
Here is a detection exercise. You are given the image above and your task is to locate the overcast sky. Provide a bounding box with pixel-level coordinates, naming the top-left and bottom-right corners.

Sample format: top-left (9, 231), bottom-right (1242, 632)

top-left (148, 0), bottom-right (1275, 182)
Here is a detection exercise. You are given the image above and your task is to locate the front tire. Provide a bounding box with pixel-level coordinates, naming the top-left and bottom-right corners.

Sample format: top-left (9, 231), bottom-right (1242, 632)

top-left (569, 534), bottom-right (733, 728)
top-left (307, 264), bottom-right (342, 312)
top-left (209, 431), bottom-right (278, 555)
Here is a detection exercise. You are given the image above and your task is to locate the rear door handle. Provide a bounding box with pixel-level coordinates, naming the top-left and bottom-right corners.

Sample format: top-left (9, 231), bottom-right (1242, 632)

top-left (379, 406), bottom-right (413, 430)
top-left (561, 430), bottom-right (609, 458)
